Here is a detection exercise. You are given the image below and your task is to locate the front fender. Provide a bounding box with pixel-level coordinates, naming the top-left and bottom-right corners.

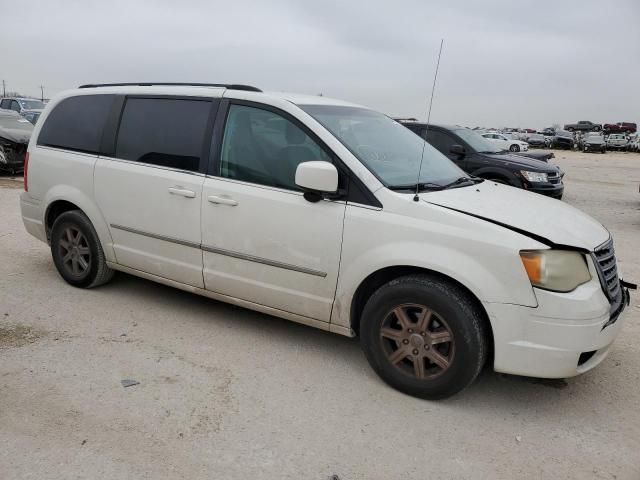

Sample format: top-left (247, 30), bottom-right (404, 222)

top-left (331, 203), bottom-right (542, 329)
top-left (43, 185), bottom-right (116, 262)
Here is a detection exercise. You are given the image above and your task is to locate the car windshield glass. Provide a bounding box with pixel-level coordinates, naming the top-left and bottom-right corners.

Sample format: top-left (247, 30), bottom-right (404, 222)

top-left (454, 128), bottom-right (502, 153)
top-left (556, 130), bottom-right (573, 138)
top-left (18, 99), bottom-right (45, 110)
top-left (300, 105), bottom-right (467, 188)
top-left (529, 134), bottom-right (543, 140)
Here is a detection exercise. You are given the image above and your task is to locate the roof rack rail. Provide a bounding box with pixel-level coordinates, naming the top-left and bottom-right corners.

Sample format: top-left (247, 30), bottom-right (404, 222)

top-left (78, 82), bottom-right (262, 92)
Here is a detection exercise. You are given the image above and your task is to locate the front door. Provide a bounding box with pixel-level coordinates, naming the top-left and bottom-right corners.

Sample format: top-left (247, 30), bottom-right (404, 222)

top-left (201, 102), bottom-right (346, 321)
top-left (95, 96), bottom-right (218, 288)
top-left (425, 128), bottom-right (467, 169)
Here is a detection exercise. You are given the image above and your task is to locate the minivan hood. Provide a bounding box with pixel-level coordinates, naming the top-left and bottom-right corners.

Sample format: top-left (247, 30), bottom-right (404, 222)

top-left (422, 181), bottom-right (609, 250)
top-left (480, 152), bottom-right (556, 171)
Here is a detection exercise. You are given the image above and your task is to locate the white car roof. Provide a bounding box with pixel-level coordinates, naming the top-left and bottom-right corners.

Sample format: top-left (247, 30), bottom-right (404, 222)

top-left (55, 84), bottom-right (365, 109)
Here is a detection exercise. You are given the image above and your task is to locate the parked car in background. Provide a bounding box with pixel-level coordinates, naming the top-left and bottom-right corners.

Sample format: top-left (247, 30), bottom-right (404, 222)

top-left (0, 109), bottom-right (33, 173)
top-left (22, 83), bottom-right (631, 400)
top-left (582, 133), bottom-right (606, 153)
top-left (540, 128), bottom-right (556, 137)
top-left (0, 97), bottom-right (46, 115)
top-left (606, 134), bottom-right (629, 151)
top-left (481, 132), bottom-right (529, 152)
top-left (627, 133), bottom-right (639, 152)
top-left (564, 121), bottom-right (602, 132)
top-left (518, 150), bottom-right (555, 162)
top-left (603, 122), bottom-right (637, 134)
top-left (527, 134), bottom-right (547, 148)
top-left (552, 130), bottom-right (575, 149)
top-left (401, 121), bottom-right (564, 198)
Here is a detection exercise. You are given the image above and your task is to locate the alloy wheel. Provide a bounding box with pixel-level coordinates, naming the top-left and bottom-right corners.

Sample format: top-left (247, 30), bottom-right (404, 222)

top-left (58, 227), bottom-right (91, 276)
top-left (379, 304), bottom-right (455, 380)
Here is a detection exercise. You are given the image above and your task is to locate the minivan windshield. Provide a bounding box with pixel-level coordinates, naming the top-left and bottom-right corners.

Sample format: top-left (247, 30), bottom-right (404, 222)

top-left (300, 105), bottom-right (468, 189)
top-left (455, 128), bottom-right (502, 153)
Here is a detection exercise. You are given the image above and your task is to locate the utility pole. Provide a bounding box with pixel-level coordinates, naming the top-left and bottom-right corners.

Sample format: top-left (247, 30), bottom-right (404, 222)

top-left (2, 80), bottom-right (5, 97)
top-left (40, 85), bottom-right (44, 102)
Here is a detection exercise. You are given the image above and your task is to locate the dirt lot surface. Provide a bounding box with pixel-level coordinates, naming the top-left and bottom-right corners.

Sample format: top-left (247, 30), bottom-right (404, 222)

top-left (1, 151), bottom-right (639, 479)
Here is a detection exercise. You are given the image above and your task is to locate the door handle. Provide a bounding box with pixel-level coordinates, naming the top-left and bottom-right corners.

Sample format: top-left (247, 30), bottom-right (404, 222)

top-left (207, 195), bottom-right (238, 206)
top-left (168, 187), bottom-right (196, 198)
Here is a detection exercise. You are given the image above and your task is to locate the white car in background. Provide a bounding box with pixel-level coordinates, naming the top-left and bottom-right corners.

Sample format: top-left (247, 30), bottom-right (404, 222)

top-left (627, 133), bottom-right (639, 152)
top-left (482, 132), bottom-right (529, 152)
top-left (606, 134), bottom-right (629, 151)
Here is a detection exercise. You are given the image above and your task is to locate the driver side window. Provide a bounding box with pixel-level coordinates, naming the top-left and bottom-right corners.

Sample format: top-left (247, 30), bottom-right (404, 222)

top-left (425, 129), bottom-right (457, 156)
top-left (219, 104), bottom-right (331, 190)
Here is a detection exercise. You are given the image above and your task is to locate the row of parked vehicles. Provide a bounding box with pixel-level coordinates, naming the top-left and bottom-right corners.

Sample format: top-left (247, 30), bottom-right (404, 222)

top-left (18, 82), bottom-right (631, 399)
top-left (479, 127), bottom-right (640, 153)
top-left (563, 120), bottom-right (637, 135)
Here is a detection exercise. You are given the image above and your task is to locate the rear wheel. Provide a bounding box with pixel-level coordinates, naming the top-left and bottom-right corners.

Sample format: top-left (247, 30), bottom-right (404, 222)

top-left (360, 275), bottom-right (489, 399)
top-left (50, 210), bottom-right (114, 288)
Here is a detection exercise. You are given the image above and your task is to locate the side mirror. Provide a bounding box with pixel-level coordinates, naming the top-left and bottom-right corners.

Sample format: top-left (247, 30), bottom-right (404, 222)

top-left (450, 144), bottom-right (466, 156)
top-left (295, 161), bottom-right (339, 200)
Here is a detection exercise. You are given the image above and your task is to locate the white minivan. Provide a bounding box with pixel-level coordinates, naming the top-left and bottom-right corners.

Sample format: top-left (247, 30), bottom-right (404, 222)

top-left (20, 83), bottom-right (632, 399)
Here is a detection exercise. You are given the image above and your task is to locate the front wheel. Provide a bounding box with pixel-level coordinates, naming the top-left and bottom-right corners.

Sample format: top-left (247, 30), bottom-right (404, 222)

top-left (509, 144), bottom-right (520, 152)
top-left (50, 210), bottom-right (114, 288)
top-left (360, 275), bottom-right (489, 399)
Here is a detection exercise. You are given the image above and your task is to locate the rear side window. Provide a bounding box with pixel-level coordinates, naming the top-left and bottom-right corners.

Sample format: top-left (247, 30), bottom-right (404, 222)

top-left (37, 95), bottom-right (115, 154)
top-left (115, 98), bottom-right (211, 172)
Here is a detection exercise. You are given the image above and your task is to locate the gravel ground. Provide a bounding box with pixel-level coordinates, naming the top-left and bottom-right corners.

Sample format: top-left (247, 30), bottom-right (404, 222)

top-left (1, 150), bottom-right (639, 479)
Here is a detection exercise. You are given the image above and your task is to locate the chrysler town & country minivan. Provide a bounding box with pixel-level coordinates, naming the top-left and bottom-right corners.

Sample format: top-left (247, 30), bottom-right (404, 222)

top-left (20, 83), bottom-right (632, 398)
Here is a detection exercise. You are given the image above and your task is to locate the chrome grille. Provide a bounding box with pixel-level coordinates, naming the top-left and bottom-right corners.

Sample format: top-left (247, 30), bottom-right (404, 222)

top-left (593, 238), bottom-right (621, 302)
top-left (548, 172), bottom-right (561, 185)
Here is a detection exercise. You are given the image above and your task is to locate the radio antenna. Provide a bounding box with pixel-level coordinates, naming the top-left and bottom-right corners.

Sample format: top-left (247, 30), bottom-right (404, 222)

top-left (414, 38), bottom-right (444, 202)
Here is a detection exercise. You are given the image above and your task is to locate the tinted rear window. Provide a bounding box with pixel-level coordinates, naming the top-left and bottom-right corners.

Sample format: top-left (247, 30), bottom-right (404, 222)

top-left (115, 98), bottom-right (211, 172)
top-left (37, 95), bottom-right (115, 154)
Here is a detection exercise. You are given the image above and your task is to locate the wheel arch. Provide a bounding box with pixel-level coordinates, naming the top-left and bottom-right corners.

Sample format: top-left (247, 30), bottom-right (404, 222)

top-left (472, 168), bottom-right (519, 186)
top-left (45, 200), bottom-right (81, 239)
top-left (349, 265), bottom-right (494, 358)
top-left (42, 187), bottom-right (116, 262)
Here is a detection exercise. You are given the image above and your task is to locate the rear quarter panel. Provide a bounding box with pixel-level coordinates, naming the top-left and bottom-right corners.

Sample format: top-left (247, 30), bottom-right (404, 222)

top-left (26, 145), bottom-right (115, 262)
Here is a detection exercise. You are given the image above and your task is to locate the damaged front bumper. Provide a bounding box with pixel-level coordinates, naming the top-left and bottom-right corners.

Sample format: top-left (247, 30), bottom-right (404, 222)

top-left (0, 138), bottom-right (27, 172)
top-left (485, 278), bottom-right (633, 379)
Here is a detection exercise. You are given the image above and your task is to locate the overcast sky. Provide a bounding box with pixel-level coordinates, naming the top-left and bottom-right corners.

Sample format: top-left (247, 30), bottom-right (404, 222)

top-left (2, 0), bottom-right (639, 128)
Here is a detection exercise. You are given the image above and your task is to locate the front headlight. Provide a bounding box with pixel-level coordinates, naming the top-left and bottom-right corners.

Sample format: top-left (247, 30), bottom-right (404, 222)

top-left (520, 250), bottom-right (591, 292)
top-left (520, 170), bottom-right (548, 182)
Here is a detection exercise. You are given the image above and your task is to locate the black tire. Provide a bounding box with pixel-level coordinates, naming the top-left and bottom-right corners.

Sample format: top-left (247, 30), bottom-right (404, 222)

top-left (509, 144), bottom-right (520, 152)
top-left (359, 274), bottom-right (489, 399)
top-left (50, 210), bottom-right (114, 288)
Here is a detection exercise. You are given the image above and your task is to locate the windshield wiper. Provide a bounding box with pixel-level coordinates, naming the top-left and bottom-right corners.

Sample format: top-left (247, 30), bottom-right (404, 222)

top-left (389, 176), bottom-right (483, 192)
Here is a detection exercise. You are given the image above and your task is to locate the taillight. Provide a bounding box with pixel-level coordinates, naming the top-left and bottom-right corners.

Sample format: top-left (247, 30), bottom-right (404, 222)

top-left (24, 151), bottom-right (29, 191)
